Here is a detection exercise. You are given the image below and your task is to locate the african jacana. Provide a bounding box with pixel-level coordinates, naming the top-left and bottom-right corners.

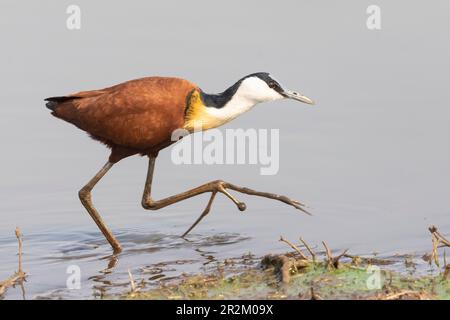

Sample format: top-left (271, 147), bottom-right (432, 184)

top-left (45, 72), bottom-right (315, 253)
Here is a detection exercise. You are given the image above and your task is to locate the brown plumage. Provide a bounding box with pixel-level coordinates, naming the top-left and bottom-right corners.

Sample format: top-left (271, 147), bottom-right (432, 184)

top-left (47, 77), bottom-right (198, 162)
top-left (46, 74), bottom-right (312, 253)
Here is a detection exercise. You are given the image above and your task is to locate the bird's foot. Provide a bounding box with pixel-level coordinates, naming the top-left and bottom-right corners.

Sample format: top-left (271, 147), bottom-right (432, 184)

top-left (284, 198), bottom-right (311, 215)
top-left (224, 182), bottom-right (311, 215)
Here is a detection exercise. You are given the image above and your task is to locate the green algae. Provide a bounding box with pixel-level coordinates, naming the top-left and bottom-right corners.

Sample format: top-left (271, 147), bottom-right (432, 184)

top-left (119, 258), bottom-right (449, 300)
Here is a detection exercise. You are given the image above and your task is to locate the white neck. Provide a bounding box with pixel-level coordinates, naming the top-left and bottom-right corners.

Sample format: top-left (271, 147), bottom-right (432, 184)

top-left (204, 77), bottom-right (283, 124)
top-left (204, 94), bottom-right (259, 123)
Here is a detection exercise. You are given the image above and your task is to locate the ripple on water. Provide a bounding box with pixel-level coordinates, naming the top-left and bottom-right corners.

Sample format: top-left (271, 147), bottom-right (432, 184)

top-left (2, 228), bottom-right (252, 299)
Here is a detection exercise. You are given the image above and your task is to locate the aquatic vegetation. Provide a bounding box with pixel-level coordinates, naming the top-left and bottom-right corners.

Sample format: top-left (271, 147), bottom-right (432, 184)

top-left (119, 234), bottom-right (450, 300)
top-left (119, 257), bottom-right (449, 300)
top-left (1, 227), bottom-right (448, 300)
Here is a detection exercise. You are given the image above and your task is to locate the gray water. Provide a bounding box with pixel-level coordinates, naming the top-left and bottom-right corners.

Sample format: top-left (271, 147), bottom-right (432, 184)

top-left (1, 1), bottom-right (449, 299)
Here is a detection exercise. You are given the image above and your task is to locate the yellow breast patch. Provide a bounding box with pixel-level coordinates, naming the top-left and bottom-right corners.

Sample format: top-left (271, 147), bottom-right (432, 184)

top-left (184, 89), bottom-right (225, 132)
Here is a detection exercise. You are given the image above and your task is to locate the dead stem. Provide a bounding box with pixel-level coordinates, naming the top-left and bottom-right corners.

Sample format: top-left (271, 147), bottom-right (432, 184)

top-left (279, 236), bottom-right (308, 260)
top-left (322, 241), bottom-right (333, 268)
top-left (429, 225), bottom-right (450, 246)
top-left (128, 269), bottom-right (137, 293)
top-left (443, 265), bottom-right (450, 279)
top-left (278, 236), bottom-right (349, 270)
top-left (299, 237), bottom-right (316, 263)
top-left (15, 228), bottom-right (23, 274)
top-left (0, 227), bottom-right (27, 296)
top-left (378, 290), bottom-right (430, 300)
top-left (428, 225), bottom-right (450, 268)
top-left (322, 241), bottom-right (348, 269)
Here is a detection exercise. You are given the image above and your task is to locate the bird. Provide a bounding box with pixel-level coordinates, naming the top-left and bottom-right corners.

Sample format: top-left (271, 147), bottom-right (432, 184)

top-left (45, 72), bottom-right (315, 253)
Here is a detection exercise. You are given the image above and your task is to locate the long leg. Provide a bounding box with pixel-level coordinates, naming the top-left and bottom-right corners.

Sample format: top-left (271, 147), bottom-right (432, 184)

top-left (78, 161), bottom-right (122, 253)
top-left (181, 191), bottom-right (217, 238)
top-left (141, 156), bottom-right (309, 236)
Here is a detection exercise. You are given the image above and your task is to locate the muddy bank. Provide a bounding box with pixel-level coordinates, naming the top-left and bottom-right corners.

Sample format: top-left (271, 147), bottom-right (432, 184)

top-left (117, 229), bottom-right (449, 300)
top-left (121, 260), bottom-right (449, 300)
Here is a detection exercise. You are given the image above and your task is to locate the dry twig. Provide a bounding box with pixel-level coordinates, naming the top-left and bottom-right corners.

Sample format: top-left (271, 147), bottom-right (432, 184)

top-left (128, 268), bottom-right (137, 293)
top-left (299, 237), bottom-right (317, 263)
top-left (279, 236), bottom-right (308, 260)
top-left (377, 290), bottom-right (430, 300)
top-left (322, 241), bottom-right (348, 269)
top-left (444, 265), bottom-right (450, 279)
top-left (428, 225), bottom-right (450, 267)
top-left (0, 227), bottom-right (27, 296)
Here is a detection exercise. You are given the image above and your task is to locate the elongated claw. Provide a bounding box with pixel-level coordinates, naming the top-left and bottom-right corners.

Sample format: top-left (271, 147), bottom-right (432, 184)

top-left (282, 198), bottom-right (311, 215)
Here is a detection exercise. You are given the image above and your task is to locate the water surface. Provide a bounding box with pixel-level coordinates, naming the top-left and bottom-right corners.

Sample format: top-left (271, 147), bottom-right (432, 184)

top-left (1, 1), bottom-right (449, 299)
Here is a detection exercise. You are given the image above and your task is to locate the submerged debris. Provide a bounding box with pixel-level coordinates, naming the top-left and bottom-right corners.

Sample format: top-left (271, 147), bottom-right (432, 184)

top-left (261, 254), bottom-right (309, 284)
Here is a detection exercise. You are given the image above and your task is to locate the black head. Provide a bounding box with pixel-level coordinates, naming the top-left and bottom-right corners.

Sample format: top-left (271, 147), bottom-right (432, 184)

top-left (201, 72), bottom-right (314, 108)
top-left (237, 72), bottom-right (315, 104)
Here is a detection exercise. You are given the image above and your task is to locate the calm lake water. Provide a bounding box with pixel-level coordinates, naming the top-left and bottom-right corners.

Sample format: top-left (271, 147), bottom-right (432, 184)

top-left (1, 1), bottom-right (449, 299)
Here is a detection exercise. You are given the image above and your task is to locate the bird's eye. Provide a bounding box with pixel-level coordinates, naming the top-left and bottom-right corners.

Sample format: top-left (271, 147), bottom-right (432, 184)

top-left (268, 82), bottom-right (277, 89)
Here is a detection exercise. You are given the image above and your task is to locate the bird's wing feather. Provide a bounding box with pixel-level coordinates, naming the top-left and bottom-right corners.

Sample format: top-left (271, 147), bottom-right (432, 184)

top-left (51, 77), bottom-right (198, 150)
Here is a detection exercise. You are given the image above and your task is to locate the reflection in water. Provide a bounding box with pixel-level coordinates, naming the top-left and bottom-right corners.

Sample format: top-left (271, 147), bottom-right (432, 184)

top-left (0, 224), bottom-right (443, 299)
top-left (102, 255), bottom-right (119, 274)
top-left (1, 0), bottom-right (450, 301)
top-left (19, 281), bottom-right (26, 300)
top-left (88, 232), bottom-right (252, 298)
top-left (0, 229), bottom-right (252, 299)
top-left (195, 248), bottom-right (217, 266)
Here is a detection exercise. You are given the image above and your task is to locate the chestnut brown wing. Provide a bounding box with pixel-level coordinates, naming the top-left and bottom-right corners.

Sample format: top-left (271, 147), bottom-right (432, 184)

top-left (51, 77), bottom-right (198, 150)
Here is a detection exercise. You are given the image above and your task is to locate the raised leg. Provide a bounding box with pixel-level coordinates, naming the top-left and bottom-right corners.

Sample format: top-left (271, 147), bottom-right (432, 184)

top-left (141, 156), bottom-right (309, 237)
top-left (78, 161), bottom-right (122, 253)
